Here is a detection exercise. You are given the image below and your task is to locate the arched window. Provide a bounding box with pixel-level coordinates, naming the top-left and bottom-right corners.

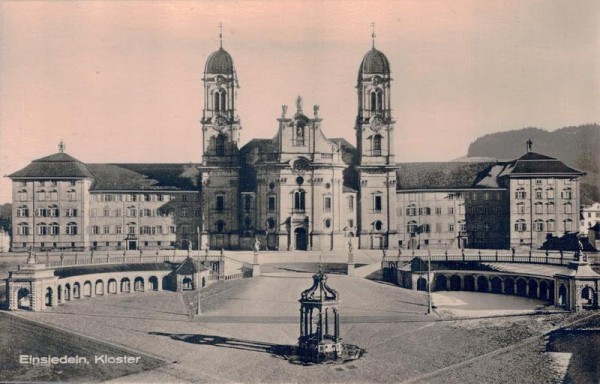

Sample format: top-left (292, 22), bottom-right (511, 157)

top-left (294, 190), bottom-right (306, 212)
top-left (533, 220), bottom-right (544, 232)
top-left (37, 223), bottom-right (48, 236)
top-left (48, 205), bottom-right (59, 217)
top-left (421, 224), bottom-right (431, 233)
top-left (324, 219), bottom-right (331, 228)
top-left (406, 204), bottom-right (417, 216)
top-left (563, 219), bottom-right (573, 232)
top-left (347, 196), bottom-right (354, 211)
top-left (215, 135), bottom-right (226, 156)
top-left (563, 202), bottom-right (572, 214)
top-left (406, 221), bottom-right (417, 234)
top-left (514, 219), bottom-right (527, 232)
top-left (376, 89), bottom-right (383, 111)
top-left (220, 90), bottom-right (227, 111)
top-left (516, 202), bottom-right (525, 214)
top-left (49, 190), bottom-right (58, 201)
top-left (49, 222), bottom-right (60, 236)
top-left (546, 188), bottom-right (554, 199)
top-left (126, 222), bottom-right (136, 235)
top-left (66, 189), bottom-right (76, 201)
top-left (561, 188), bottom-right (572, 199)
top-left (534, 188), bottom-right (543, 199)
top-left (66, 222), bottom-right (78, 235)
top-left (370, 91), bottom-right (377, 111)
top-left (244, 217), bottom-right (252, 230)
top-left (534, 202), bottom-right (543, 214)
top-left (16, 206), bottom-right (29, 217)
top-left (17, 223), bottom-right (29, 236)
top-left (267, 218), bottom-right (276, 230)
top-left (373, 134), bottom-right (382, 156)
top-left (515, 188), bottom-right (526, 199)
top-left (547, 202), bottom-right (555, 214)
top-left (37, 190), bottom-right (46, 201)
top-left (216, 220), bottom-right (225, 233)
top-left (214, 91), bottom-right (221, 111)
top-left (546, 219), bottom-right (555, 232)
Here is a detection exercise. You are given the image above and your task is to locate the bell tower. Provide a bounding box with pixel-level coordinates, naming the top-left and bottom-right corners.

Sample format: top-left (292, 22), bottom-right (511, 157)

top-left (355, 26), bottom-right (398, 249)
top-left (199, 25), bottom-right (241, 249)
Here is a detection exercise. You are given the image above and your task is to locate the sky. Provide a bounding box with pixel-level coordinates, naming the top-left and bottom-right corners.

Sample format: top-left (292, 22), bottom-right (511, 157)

top-left (1, 0), bottom-right (599, 203)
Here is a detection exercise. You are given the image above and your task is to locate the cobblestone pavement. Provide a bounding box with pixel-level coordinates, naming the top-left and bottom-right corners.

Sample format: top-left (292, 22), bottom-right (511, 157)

top-left (17, 273), bottom-right (579, 383)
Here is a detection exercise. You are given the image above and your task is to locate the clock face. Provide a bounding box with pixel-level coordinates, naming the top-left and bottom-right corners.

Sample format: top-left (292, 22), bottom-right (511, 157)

top-left (370, 115), bottom-right (383, 132)
top-left (214, 116), bottom-right (227, 131)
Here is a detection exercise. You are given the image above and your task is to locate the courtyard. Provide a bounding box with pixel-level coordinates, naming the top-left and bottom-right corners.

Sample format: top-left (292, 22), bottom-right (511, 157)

top-left (4, 266), bottom-right (597, 383)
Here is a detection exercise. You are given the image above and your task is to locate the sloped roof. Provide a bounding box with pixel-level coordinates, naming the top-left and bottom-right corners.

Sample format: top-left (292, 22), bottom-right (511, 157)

top-left (396, 162), bottom-right (497, 190)
top-left (54, 262), bottom-right (171, 278)
top-left (9, 152), bottom-right (94, 179)
top-left (175, 256), bottom-right (209, 274)
top-left (499, 152), bottom-right (585, 177)
top-left (87, 163), bottom-right (200, 191)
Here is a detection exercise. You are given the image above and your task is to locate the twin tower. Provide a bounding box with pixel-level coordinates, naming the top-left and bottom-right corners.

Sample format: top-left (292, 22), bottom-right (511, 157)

top-left (198, 36), bottom-right (398, 251)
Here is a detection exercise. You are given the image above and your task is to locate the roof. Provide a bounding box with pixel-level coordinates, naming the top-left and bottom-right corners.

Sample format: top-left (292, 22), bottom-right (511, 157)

top-left (205, 47), bottom-right (235, 75)
top-left (54, 263), bottom-right (171, 278)
top-left (87, 163), bottom-right (200, 191)
top-left (396, 162), bottom-right (498, 190)
top-left (358, 48), bottom-right (390, 79)
top-left (499, 151), bottom-right (585, 177)
top-left (9, 152), bottom-right (94, 179)
top-left (175, 256), bottom-right (209, 274)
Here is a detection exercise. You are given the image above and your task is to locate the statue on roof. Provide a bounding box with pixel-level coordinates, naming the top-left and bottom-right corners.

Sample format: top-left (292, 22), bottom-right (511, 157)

top-left (296, 96), bottom-right (303, 113)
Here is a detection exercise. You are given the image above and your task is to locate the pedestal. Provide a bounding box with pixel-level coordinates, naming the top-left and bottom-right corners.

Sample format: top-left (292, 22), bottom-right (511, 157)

top-left (347, 263), bottom-right (355, 276)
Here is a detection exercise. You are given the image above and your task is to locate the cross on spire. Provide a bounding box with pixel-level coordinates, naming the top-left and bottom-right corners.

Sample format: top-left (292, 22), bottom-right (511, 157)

top-left (371, 22), bottom-right (376, 48)
top-left (218, 22), bottom-right (223, 48)
top-left (58, 139), bottom-right (65, 153)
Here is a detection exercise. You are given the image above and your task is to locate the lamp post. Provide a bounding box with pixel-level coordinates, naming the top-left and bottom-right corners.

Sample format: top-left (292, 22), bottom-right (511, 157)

top-left (427, 233), bottom-right (432, 315)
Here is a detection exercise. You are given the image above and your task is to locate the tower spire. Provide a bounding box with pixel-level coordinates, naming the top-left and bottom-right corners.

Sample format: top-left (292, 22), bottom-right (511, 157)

top-left (218, 22), bottom-right (223, 48)
top-left (371, 22), bottom-right (376, 48)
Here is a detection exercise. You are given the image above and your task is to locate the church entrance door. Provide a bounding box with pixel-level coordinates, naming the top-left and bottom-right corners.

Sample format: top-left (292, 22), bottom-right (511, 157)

top-left (295, 227), bottom-right (308, 251)
top-left (128, 240), bottom-right (137, 250)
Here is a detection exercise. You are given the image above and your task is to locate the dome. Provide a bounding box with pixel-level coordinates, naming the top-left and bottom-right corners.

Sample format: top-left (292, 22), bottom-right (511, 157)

top-left (204, 47), bottom-right (235, 75)
top-left (358, 48), bottom-right (390, 79)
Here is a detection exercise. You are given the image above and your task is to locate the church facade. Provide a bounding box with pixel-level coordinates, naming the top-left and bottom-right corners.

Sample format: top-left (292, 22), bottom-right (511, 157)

top-left (8, 38), bottom-right (585, 252)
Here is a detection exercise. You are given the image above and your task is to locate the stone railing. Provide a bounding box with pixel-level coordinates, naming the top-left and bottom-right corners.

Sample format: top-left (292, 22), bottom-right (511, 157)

top-left (381, 249), bottom-right (575, 266)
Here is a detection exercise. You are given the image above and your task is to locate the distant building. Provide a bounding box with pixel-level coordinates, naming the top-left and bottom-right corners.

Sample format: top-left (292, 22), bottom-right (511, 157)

top-left (7, 34), bottom-right (586, 252)
top-left (0, 229), bottom-right (10, 252)
top-left (580, 202), bottom-right (600, 233)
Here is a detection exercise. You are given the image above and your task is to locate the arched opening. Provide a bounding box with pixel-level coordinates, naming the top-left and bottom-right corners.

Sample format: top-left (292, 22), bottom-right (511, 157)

top-left (490, 277), bottom-right (502, 294)
top-left (64, 284), bottom-right (71, 301)
top-left (435, 274), bottom-right (447, 291)
top-left (528, 280), bottom-right (538, 298)
top-left (539, 281), bottom-right (549, 301)
top-left (107, 279), bottom-right (117, 294)
top-left (370, 91), bottom-right (377, 111)
top-left (220, 90), bottom-right (227, 111)
top-left (558, 285), bottom-right (567, 307)
top-left (57, 285), bottom-right (63, 303)
top-left (95, 280), bottom-right (104, 296)
top-left (477, 276), bottom-right (489, 293)
top-left (294, 227), bottom-right (308, 251)
top-left (202, 277), bottom-right (206, 288)
top-left (450, 275), bottom-right (462, 291)
top-left (182, 277), bottom-right (194, 290)
top-left (516, 278), bottom-right (527, 297)
top-left (162, 276), bottom-right (171, 291)
top-left (505, 278), bottom-right (515, 295)
top-left (83, 281), bottom-right (92, 297)
top-left (45, 287), bottom-right (53, 306)
top-left (148, 276), bottom-right (158, 291)
top-left (581, 286), bottom-right (595, 309)
top-left (134, 277), bottom-right (144, 292)
top-left (548, 284), bottom-right (555, 304)
top-left (416, 277), bottom-right (427, 291)
top-left (17, 288), bottom-right (31, 310)
top-left (376, 89), bottom-right (383, 111)
top-left (463, 275), bottom-right (475, 292)
top-left (121, 278), bottom-right (131, 293)
top-left (73, 282), bottom-right (80, 299)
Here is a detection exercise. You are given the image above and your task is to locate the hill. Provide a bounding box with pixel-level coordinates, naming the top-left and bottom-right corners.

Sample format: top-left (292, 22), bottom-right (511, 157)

top-left (467, 124), bottom-right (600, 205)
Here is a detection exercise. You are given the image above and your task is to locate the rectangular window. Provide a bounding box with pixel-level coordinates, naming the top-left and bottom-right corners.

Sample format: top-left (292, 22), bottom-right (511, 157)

top-left (216, 196), bottom-right (225, 212)
top-left (448, 223), bottom-right (455, 232)
top-left (90, 209), bottom-right (96, 217)
top-left (347, 196), bottom-right (354, 211)
top-left (181, 208), bottom-right (187, 217)
top-left (324, 196), bottom-right (332, 212)
top-left (194, 209), bottom-right (201, 217)
top-left (116, 225), bottom-right (122, 234)
top-left (435, 207), bottom-right (442, 215)
top-left (104, 209), bottom-right (110, 217)
top-left (91, 226), bottom-right (100, 235)
top-left (448, 207), bottom-right (454, 215)
top-left (435, 223), bottom-right (442, 233)
top-left (115, 209), bottom-right (121, 217)
top-left (103, 226), bottom-right (110, 234)
top-left (268, 196), bottom-right (276, 212)
top-left (374, 195), bottom-right (382, 212)
top-left (169, 226), bottom-right (176, 234)
top-left (181, 194), bottom-right (188, 202)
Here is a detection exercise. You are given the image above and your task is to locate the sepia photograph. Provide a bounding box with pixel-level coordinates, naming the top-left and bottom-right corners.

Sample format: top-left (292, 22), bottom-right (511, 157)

top-left (0, 1), bottom-right (599, 383)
